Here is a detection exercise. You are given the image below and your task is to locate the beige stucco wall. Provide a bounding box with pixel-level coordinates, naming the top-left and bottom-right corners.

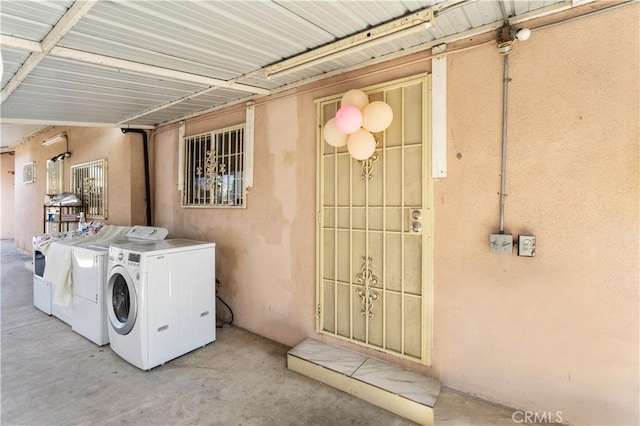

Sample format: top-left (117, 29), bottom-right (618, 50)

top-left (12, 126), bottom-right (148, 253)
top-left (1, 153), bottom-right (16, 238)
top-left (435, 5), bottom-right (639, 425)
top-left (152, 5), bottom-right (638, 425)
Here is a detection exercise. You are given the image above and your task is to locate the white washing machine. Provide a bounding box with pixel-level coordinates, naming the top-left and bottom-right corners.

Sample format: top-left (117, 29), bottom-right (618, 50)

top-left (106, 239), bottom-right (216, 370)
top-left (71, 226), bottom-right (168, 345)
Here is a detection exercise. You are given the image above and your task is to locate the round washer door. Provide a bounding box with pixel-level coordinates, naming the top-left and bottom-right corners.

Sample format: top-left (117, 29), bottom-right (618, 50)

top-left (106, 265), bottom-right (138, 335)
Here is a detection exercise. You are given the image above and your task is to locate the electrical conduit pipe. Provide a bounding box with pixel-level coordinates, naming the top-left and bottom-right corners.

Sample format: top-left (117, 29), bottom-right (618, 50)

top-left (121, 128), bottom-right (152, 226)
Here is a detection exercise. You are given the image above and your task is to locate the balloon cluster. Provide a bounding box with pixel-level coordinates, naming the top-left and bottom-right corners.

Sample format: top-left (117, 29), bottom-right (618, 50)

top-left (323, 89), bottom-right (393, 160)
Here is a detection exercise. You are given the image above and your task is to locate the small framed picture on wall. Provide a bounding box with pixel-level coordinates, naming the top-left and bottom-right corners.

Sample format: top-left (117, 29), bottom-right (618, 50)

top-left (23, 162), bottom-right (35, 184)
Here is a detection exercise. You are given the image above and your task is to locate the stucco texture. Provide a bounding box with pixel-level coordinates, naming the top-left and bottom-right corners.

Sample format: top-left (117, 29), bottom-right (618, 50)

top-left (1, 152), bottom-right (16, 238)
top-left (435, 6), bottom-right (639, 425)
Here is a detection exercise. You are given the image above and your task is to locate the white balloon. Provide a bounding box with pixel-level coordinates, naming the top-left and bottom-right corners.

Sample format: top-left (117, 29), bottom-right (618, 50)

top-left (347, 129), bottom-right (376, 160)
top-left (362, 101), bottom-right (393, 133)
top-left (323, 118), bottom-right (348, 147)
top-left (341, 89), bottom-right (369, 110)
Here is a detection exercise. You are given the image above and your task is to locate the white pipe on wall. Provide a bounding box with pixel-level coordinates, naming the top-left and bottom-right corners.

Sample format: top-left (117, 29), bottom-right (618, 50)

top-left (245, 102), bottom-right (255, 190)
top-left (431, 45), bottom-right (448, 179)
top-left (177, 122), bottom-right (185, 191)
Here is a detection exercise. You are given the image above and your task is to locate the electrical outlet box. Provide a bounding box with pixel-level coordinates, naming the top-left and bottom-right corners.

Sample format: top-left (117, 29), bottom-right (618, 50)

top-left (518, 235), bottom-right (536, 257)
top-left (490, 234), bottom-right (513, 254)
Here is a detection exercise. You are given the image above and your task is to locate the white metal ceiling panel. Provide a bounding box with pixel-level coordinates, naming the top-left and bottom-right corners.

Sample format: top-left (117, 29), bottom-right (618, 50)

top-left (64, 3), bottom-right (264, 73)
top-left (0, 0), bottom-right (73, 41)
top-left (274, 2), bottom-right (381, 39)
top-left (60, 31), bottom-right (245, 81)
top-left (2, 56), bottom-right (207, 123)
top-left (1, 47), bottom-right (30, 88)
top-left (33, 57), bottom-right (205, 94)
top-left (59, 0), bottom-right (332, 79)
top-left (514, 0), bottom-right (547, 15)
top-left (196, 0), bottom-right (332, 58)
top-left (467, 0), bottom-right (506, 24)
top-left (122, 86), bottom-right (256, 127)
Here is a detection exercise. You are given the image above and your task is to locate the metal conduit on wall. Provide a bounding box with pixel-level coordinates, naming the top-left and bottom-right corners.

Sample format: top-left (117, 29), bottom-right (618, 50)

top-left (499, 53), bottom-right (509, 234)
top-left (121, 128), bottom-right (152, 226)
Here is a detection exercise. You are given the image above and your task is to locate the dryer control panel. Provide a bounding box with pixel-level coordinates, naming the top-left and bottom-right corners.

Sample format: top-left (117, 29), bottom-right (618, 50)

top-left (109, 248), bottom-right (141, 269)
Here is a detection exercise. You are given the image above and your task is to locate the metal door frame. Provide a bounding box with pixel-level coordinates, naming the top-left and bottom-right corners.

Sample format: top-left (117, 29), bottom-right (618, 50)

top-left (315, 73), bottom-right (434, 365)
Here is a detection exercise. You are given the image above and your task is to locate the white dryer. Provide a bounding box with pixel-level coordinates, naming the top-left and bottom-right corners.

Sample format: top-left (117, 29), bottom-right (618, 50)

top-left (106, 239), bottom-right (216, 370)
top-left (72, 226), bottom-right (168, 345)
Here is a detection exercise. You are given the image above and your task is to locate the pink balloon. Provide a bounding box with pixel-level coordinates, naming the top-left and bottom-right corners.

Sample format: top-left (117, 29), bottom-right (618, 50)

top-left (335, 105), bottom-right (363, 135)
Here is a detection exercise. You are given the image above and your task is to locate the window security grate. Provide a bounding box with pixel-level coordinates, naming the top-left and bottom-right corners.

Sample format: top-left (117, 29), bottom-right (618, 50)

top-left (71, 159), bottom-right (107, 219)
top-left (46, 159), bottom-right (63, 195)
top-left (183, 125), bottom-right (245, 208)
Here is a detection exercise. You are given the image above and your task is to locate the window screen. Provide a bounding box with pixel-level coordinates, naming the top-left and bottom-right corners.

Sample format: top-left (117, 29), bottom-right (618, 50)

top-left (71, 159), bottom-right (107, 219)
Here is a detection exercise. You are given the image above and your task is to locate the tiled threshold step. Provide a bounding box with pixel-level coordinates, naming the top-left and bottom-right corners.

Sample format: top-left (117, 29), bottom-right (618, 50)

top-left (288, 338), bottom-right (440, 426)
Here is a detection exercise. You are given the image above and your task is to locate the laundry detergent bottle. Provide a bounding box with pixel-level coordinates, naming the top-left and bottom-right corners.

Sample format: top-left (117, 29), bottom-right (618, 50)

top-left (78, 212), bottom-right (87, 232)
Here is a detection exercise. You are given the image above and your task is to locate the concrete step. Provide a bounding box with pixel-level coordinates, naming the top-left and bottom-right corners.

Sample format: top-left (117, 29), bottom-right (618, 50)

top-left (287, 338), bottom-right (440, 425)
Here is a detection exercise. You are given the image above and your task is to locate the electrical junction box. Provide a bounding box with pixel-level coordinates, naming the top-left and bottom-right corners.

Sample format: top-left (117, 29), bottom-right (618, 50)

top-left (518, 235), bottom-right (536, 257)
top-left (489, 234), bottom-right (513, 254)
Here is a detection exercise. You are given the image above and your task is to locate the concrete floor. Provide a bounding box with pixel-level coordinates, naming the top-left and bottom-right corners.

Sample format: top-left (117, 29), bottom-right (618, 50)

top-left (1, 239), bottom-right (527, 425)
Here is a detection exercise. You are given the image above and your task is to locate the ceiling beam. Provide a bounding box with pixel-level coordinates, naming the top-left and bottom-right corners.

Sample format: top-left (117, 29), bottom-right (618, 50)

top-left (0, 117), bottom-right (154, 129)
top-left (0, 35), bottom-right (42, 52)
top-left (1, 0), bottom-right (98, 103)
top-left (1, 34), bottom-right (270, 96)
top-left (50, 46), bottom-right (270, 95)
top-left (116, 86), bottom-right (222, 125)
top-left (41, 0), bottom-right (99, 51)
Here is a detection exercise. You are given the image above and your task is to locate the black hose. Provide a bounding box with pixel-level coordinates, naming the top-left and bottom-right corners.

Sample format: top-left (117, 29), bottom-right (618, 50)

top-left (216, 295), bottom-right (234, 328)
top-left (215, 278), bottom-right (234, 328)
top-left (121, 128), bottom-right (152, 226)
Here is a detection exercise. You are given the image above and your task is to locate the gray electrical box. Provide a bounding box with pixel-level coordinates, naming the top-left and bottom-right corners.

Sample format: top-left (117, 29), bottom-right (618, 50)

top-left (518, 235), bottom-right (536, 257)
top-left (489, 234), bottom-right (513, 254)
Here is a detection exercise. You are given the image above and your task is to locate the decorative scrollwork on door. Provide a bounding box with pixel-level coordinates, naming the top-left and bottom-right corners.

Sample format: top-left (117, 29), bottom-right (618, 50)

top-left (355, 256), bottom-right (380, 318)
top-left (359, 152), bottom-right (380, 181)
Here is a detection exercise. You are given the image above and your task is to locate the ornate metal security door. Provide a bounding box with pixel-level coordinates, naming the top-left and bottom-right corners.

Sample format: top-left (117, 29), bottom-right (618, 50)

top-left (316, 75), bottom-right (433, 365)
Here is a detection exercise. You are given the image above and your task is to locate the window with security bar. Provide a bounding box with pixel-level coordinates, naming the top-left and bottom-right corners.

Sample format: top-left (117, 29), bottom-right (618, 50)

top-left (70, 159), bottom-right (107, 219)
top-left (182, 125), bottom-right (245, 208)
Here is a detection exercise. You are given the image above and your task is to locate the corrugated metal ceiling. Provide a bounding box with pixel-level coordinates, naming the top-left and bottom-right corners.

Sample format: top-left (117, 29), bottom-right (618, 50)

top-left (0, 0), bottom-right (600, 140)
